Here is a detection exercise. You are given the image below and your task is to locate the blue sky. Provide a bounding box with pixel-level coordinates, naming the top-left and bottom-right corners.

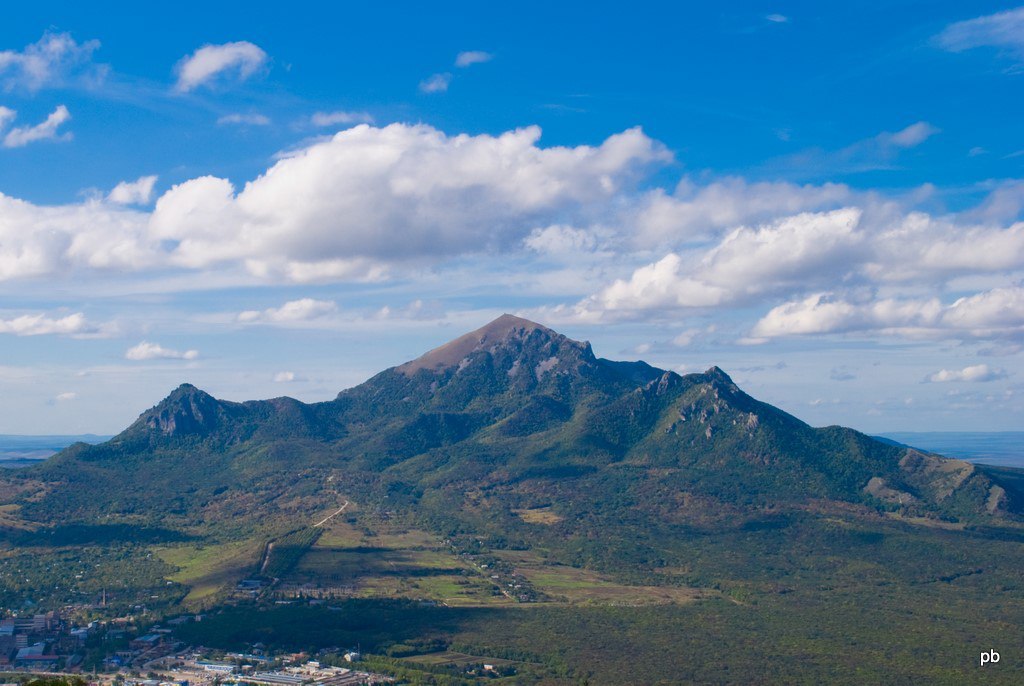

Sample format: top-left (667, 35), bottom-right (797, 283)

top-left (1, 1), bottom-right (1023, 434)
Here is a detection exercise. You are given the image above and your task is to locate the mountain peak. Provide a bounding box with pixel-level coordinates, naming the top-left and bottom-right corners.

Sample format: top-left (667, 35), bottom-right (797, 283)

top-left (473, 313), bottom-right (553, 338)
top-left (396, 314), bottom-right (588, 376)
top-left (130, 383), bottom-right (229, 437)
top-left (704, 366), bottom-right (735, 384)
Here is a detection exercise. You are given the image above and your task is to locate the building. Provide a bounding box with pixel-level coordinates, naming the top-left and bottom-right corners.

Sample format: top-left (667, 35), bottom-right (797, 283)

top-left (14, 642), bottom-right (58, 668)
top-left (198, 661), bottom-right (237, 675)
top-left (245, 672), bottom-right (306, 686)
top-left (131, 633), bottom-right (163, 650)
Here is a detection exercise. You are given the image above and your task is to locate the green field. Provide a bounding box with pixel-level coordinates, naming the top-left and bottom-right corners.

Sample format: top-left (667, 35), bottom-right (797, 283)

top-left (156, 539), bottom-right (263, 603)
top-left (272, 510), bottom-right (726, 609)
top-left (280, 515), bottom-right (512, 606)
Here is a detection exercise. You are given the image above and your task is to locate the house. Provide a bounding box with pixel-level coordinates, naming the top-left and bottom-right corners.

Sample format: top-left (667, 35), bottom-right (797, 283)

top-left (14, 642), bottom-right (59, 668)
top-left (131, 633), bottom-right (163, 650)
top-left (32, 613), bottom-right (57, 632)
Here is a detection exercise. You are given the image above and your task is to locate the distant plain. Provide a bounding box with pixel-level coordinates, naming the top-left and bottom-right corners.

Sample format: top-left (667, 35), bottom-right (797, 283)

top-left (0, 434), bottom-right (111, 467)
top-left (878, 432), bottom-right (1024, 469)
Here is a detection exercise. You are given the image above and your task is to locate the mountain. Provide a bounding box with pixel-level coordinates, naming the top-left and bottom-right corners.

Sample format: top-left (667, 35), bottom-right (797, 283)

top-left (3, 314), bottom-right (1022, 577)
top-left (6, 317), bottom-right (1015, 536)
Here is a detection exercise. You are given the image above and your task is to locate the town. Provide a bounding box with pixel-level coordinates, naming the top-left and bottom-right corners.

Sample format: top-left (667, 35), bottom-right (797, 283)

top-left (0, 610), bottom-right (392, 686)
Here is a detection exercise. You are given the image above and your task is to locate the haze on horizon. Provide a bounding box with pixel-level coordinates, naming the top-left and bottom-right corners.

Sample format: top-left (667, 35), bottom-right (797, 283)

top-left (0, 2), bottom-right (1023, 435)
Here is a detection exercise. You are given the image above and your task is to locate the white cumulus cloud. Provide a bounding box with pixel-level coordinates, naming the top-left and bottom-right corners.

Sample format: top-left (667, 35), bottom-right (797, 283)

top-left (880, 122), bottom-right (941, 149)
top-left (310, 110), bottom-right (374, 127)
top-left (217, 113), bottom-right (271, 126)
top-left (0, 31), bottom-right (102, 92)
top-left (866, 215), bottom-right (1024, 282)
top-left (589, 253), bottom-right (728, 313)
top-left (750, 293), bottom-right (943, 338)
top-left (0, 312), bottom-right (92, 336)
top-left (107, 176), bottom-right (157, 205)
top-left (419, 72), bottom-right (451, 93)
top-left (628, 177), bottom-right (851, 247)
top-left (0, 190), bottom-right (153, 279)
top-left (937, 7), bottom-right (1024, 61)
top-left (174, 41), bottom-right (268, 92)
top-left (568, 199), bottom-right (1024, 324)
top-left (0, 106), bottom-right (14, 131)
top-left (3, 105), bottom-right (72, 148)
top-left (749, 285), bottom-right (1024, 342)
top-left (697, 208), bottom-right (865, 293)
top-left (524, 225), bottom-right (598, 254)
top-left (125, 341), bottom-right (199, 361)
top-left (238, 298), bottom-right (338, 324)
top-left (927, 364), bottom-right (1009, 383)
top-left (455, 51), bottom-right (493, 67)
top-left (148, 123), bottom-right (668, 279)
top-left (573, 209), bottom-right (864, 319)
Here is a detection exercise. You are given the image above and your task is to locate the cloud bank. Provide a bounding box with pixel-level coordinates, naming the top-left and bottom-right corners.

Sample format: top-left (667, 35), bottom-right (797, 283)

top-left (0, 122), bottom-right (1020, 353)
